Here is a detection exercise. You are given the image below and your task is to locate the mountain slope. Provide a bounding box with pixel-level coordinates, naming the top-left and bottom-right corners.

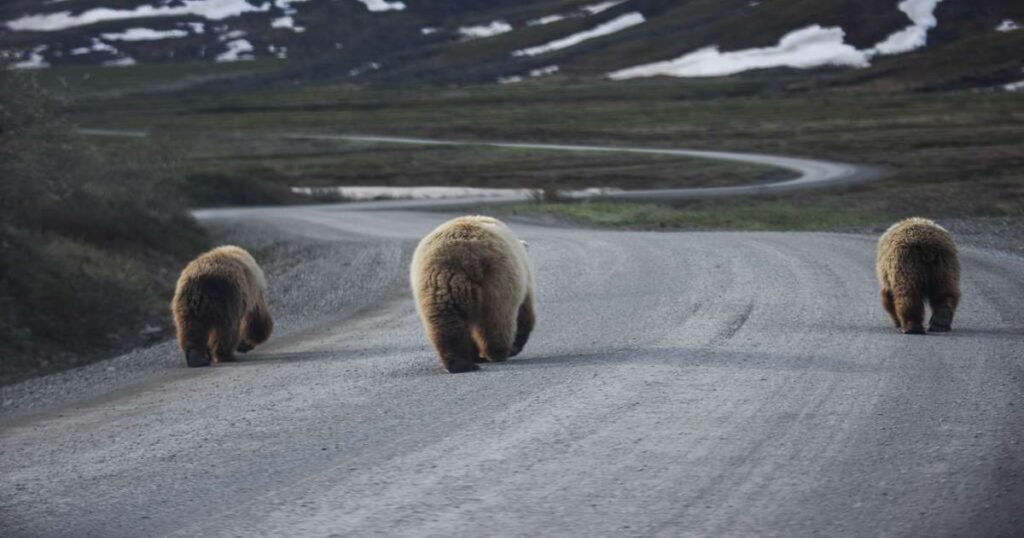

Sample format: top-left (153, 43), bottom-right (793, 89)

top-left (1, 0), bottom-right (1022, 90)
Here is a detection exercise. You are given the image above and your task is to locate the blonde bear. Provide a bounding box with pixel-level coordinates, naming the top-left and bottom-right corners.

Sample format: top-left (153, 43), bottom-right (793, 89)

top-left (411, 216), bottom-right (536, 373)
top-left (172, 245), bottom-right (273, 367)
top-left (876, 217), bottom-right (961, 335)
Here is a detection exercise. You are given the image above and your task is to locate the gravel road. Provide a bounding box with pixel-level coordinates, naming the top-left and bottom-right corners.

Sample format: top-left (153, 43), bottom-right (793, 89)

top-left (287, 134), bottom-right (885, 200)
top-left (1, 204), bottom-right (1022, 537)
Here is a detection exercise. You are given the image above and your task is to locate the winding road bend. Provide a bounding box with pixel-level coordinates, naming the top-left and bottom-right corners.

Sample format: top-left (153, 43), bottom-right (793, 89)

top-left (287, 133), bottom-right (885, 200)
top-left (2, 200), bottom-right (1022, 537)
top-left (77, 129), bottom-right (885, 201)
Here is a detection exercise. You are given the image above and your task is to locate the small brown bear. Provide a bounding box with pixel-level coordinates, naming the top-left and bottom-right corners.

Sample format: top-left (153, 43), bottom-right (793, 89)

top-left (172, 245), bottom-right (273, 367)
top-left (410, 216), bottom-right (536, 373)
top-left (876, 217), bottom-right (961, 335)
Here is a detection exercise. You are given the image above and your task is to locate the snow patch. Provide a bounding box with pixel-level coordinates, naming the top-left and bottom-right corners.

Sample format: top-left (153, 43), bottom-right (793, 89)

top-left (354, 0), bottom-right (406, 12)
top-left (272, 16), bottom-right (294, 28)
top-left (100, 28), bottom-right (189, 41)
top-left (217, 39), bottom-right (254, 62)
top-left (527, 1), bottom-right (627, 27)
top-left (271, 16), bottom-right (305, 32)
top-left (609, 25), bottom-right (868, 79)
top-left (996, 20), bottom-right (1019, 32)
top-left (9, 45), bottom-right (49, 69)
top-left (530, 65), bottom-right (559, 77)
top-left (421, 27), bottom-right (440, 35)
top-left (513, 12), bottom-right (645, 57)
top-left (582, 1), bottom-right (628, 15)
top-left (868, 0), bottom-right (942, 56)
top-left (527, 14), bottom-right (568, 27)
top-left (89, 39), bottom-right (119, 54)
top-left (179, 22), bottom-right (206, 34)
top-left (348, 62), bottom-right (381, 76)
top-left (292, 186), bottom-right (536, 201)
top-left (5, 0), bottom-right (270, 32)
top-left (459, 21), bottom-right (513, 40)
top-left (1004, 80), bottom-right (1024, 92)
top-left (498, 75), bottom-right (523, 84)
top-left (219, 29), bottom-right (247, 41)
top-left (291, 185), bottom-right (632, 201)
top-left (268, 44), bottom-right (288, 59)
top-left (608, 0), bottom-right (946, 79)
top-left (102, 56), bottom-right (137, 67)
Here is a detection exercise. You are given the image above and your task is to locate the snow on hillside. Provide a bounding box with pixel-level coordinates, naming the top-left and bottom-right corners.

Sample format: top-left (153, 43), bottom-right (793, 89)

top-left (2, 0), bottom-right (1018, 84)
top-left (610, 0), bottom-right (947, 79)
top-left (868, 0), bottom-right (942, 55)
top-left (530, 65), bottom-right (560, 77)
top-left (3, 0), bottom-right (399, 32)
top-left (355, 0), bottom-right (406, 12)
top-left (217, 39), bottom-right (254, 62)
top-left (100, 28), bottom-right (190, 42)
top-left (996, 20), bottom-right (1019, 32)
top-left (103, 56), bottom-right (137, 67)
top-left (610, 25), bottom-right (867, 79)
top-left (514, 12), bottom-right (645, 57)
top-left (459, 21), bottom-right (513, 40)
top-left (583, 1), bottom-right (628, 15)
top-left (11, 45), bottom-right (49, 69)
top-left (527, 1), bottom-right (629, 26)
top-left (5, 0), bottom-right (270, 31)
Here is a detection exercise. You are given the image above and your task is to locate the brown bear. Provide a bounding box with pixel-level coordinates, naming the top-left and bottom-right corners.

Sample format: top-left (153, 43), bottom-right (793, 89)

top-left (876, 217), bottom-right (961, 335)
top-left (410, 216), bottom-right (536, 373)
top-left (172, 245), bottom-right (273, 367)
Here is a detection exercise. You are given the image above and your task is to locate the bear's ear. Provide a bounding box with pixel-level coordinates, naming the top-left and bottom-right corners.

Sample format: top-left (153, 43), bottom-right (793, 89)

top-left (520, 240), bottom-right (529, 250)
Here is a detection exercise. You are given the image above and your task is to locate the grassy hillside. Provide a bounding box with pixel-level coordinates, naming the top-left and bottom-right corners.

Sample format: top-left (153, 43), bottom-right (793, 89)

top-left (56, 73), bottom-right (1023, 228)
top-left (0, 69), bottom-right (208, 385)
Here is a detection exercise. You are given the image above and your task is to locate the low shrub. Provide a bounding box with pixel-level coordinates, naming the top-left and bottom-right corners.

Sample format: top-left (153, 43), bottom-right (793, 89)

top-left (0, 67), bottom-right (208, 384)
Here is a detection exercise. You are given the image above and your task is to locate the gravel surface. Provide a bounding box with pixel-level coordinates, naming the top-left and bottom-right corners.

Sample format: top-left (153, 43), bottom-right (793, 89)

top-left (1, 205), bottom-right (1022, 537)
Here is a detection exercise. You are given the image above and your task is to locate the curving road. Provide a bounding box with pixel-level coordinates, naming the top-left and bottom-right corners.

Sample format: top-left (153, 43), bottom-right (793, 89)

top-left (1, 201), bottom-right (1022, 537)
top-left (77, 129), bottom-right (885, 201)
top-left (286, 134), bottom-right (885, 200)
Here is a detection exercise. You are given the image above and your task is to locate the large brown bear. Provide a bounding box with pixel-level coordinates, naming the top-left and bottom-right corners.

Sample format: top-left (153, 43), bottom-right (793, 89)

top-left (172, 245), bottom-right (273, 367)
top-left (410, 216), bottom-right (536, 373)
top-left (876, 217), bottom-right (961, 335)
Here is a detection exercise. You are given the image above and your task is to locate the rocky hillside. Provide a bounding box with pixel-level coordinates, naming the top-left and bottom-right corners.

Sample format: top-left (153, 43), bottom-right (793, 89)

top-left (2, 0), bottom-right (1023, 90)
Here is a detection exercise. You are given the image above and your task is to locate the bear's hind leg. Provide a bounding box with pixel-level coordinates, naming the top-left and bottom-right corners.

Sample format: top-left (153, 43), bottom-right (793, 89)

top-left (880, 288), bottom-right (901, 329)
top-left (928, 290), bottom-right (959, 333)
top-left (474, 310), bottom-right (516, 363)
top-left (510, 295), bottom-right (535, 357)
top-left (894, 293), bottom-right (926, 335)
top-left (430, 320), bottom-right (479, 373)
top-left (179, 318), bottom-right (212, 368)
top-left (239, 304), bottom-right (274, 353)
top-left (209, 321), bottom-right (241, 363)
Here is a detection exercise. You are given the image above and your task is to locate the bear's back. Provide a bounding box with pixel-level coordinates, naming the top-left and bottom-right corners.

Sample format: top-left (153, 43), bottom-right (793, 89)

top-left (413, 216), bottom-right (529, 287)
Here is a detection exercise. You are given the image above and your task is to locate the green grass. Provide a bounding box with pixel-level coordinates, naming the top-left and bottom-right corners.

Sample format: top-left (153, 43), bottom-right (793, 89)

top-left (64, 77), bottom-right (1022, 222)
top-left (500, 200), bottom-right (887, 231)
top-left (1, 69), bottom-right (209, 385)
top-left (30, 60), bottom-right (286, 99)
top-left (168, 136), bottom-right (788, 194)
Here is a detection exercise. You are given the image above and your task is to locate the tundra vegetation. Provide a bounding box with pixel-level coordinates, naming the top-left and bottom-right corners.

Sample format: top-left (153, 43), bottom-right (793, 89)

top-left (0, 67), bottom-right (207, 385)
top-left (65, 72), bottom-right (1023, 229)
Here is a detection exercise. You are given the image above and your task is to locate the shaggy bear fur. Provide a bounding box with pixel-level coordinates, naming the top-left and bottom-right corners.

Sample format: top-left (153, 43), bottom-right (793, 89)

top-left (410, 216), bottom-right (536, 373)
top-left (876, 217), bottom-right (961, 335)
top-left (172, 245), bottom-right (273, 367)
